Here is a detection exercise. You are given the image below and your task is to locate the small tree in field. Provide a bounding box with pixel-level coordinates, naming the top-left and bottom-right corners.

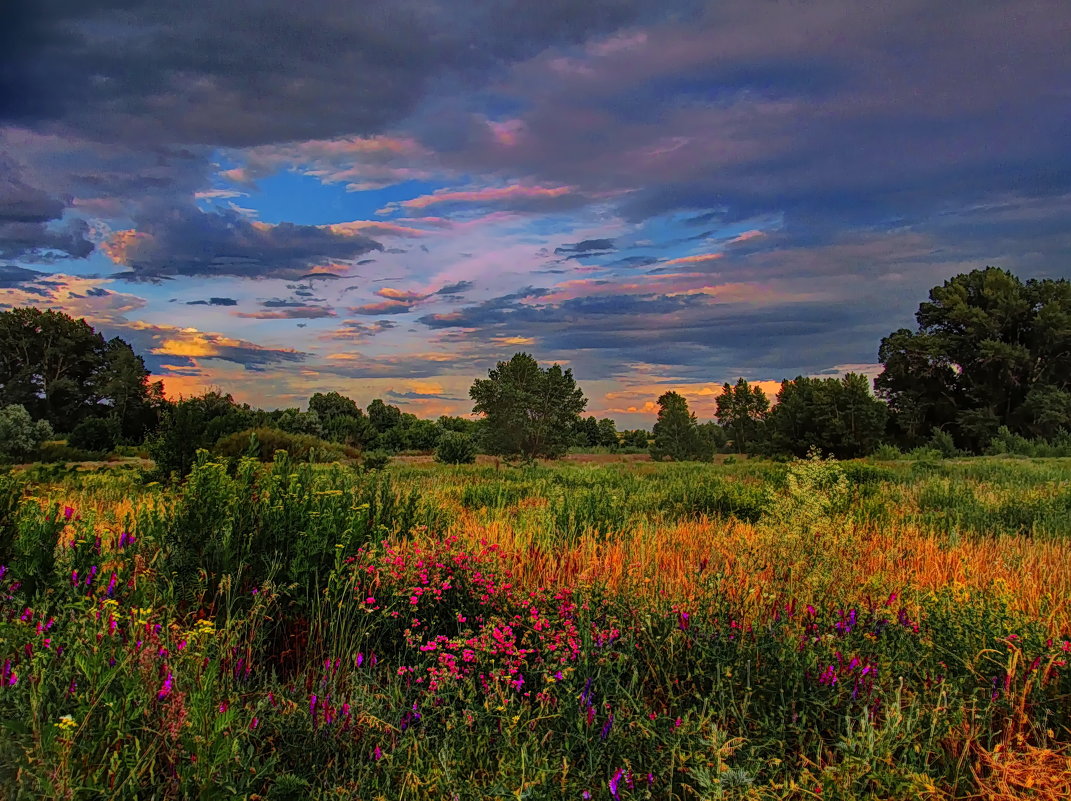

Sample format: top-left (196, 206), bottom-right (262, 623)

top-left (435, 431), bottom-right (477, 464)
top-left (651, 392), bottom-right (712, 461)
top-left (0, 404), bottom-right (52, 462)
top-left (469, 352), bottom-right (587, 463)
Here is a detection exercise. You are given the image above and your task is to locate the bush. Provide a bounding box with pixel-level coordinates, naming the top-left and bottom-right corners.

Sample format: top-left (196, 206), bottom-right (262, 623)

top-left (870, 443), bottom-right (903, 461)
top-left (68, 416), bottom-right (122, 453)
top-left (35, 441), bottom-right (98, 463)
top-left (0, 404), bottom-right (52, 462)
top-left (362, 450), bottom-right (392, 471)
top-left (213, 428), bottom-right (359, 462)
top-left (435, 431), bottom-right (477, 464)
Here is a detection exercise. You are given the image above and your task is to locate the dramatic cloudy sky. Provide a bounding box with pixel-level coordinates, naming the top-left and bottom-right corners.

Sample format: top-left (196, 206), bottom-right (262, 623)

top-left (3, 0), bottom-right (1070, 425)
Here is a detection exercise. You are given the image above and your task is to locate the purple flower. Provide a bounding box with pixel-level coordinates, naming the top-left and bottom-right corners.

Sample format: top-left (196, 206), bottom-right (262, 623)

top-left (0, 565), bottom-right (7, 581)
top-left (600, 713), bottom-right (614, 740)
top-left (609, 768), bottom-right (623, 800)
top-left (373, 745), bottom-right (383, 761)
top-left (63, 506), bottom-right (74, 521)
top-left (106, 573), bottom-right (117, 597)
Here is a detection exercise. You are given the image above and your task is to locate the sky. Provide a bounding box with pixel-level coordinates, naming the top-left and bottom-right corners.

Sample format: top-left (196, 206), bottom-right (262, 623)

top-left (2, 0), bottom-right (1070, 427)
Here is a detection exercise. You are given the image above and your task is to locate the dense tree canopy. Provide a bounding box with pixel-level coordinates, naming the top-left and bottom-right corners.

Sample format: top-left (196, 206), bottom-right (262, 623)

top-left (0, 308), bottom-right (162, 436)
top-left (877, 267), bottom-right (1071, 450)
top-left (715, 378), bottom-right (770, 453)
top-left (766, 374), bottom-right (888, 458)
top-left (470, 352), bottom-right (587, 462)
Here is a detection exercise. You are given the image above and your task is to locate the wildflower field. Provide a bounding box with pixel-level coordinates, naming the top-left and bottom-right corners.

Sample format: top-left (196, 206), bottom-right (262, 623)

top-left (1, 453), bottom-right (1070, 800)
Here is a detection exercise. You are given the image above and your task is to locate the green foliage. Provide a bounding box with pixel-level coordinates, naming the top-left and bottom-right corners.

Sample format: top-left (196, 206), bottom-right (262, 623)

top-left (877, 267), bottom-right (1071, 451)
top-left (985, 425), bottom-right (1071, 457)
top-left (460, 481), bottom-right (529, 509)
top-left (715, 377), bottom-right (770, 453)
top-left (367, 398), bottom-right (403, 433)
top-left (656, 476), bottom-right (768, 522)
top-left (0, 307), bottom-right (161, 437)
top-left (620, 428), bottom-right (650, 448)
top-left (0, 404), bottom-right (53, 462)
top-left (470, 352), bottom-right (587, 462)
top-left (435, 430), bottom-right (477, 464)
top-left (651, 391), bottom-right (713, 461)
top-left (361, 449), bottom-right (392, 471)
top-left (148, 391), bottom-right (252, 478)
top-left (213, 428), bottom-right (359, 462)
top-left (68, 416), bottom-right (121, 453)
top-left (766, 373), bottom-right (888, 458)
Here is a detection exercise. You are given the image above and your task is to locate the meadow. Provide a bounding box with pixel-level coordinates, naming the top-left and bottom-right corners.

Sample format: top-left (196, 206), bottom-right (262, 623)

top-left (1, 453), bottom-right (1070, 800)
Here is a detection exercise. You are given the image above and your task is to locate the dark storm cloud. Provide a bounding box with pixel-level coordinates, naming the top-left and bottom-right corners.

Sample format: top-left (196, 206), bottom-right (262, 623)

top-left (0, 264), bottom-right (51, 289)
top-left (321, 319), bottom-right (398, 341)
top-left (385, 389), bottom-right (464, 401)
top-left (553, 238), bottom-right (616, 257)
top-left (186, 297), bottom-right (238, 306)
top-left (0, 155), bottom-right (94, 260)
top-left (105, 205), bottom-right (382, 280)
top-left (4, 0), bottom-right (694, 147)
top-left (424, 0), bottom-right (1071, 239)
top-left (433, 280), bottom-right (474, 295)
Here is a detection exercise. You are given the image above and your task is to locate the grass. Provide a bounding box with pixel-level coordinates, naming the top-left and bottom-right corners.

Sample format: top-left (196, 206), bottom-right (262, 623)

top-left (0, 453), bottom-right (1069, 799)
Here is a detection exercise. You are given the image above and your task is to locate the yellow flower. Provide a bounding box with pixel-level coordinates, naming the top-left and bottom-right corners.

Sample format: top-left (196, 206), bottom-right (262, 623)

top-left (55, 715), bottom-right (77, 732)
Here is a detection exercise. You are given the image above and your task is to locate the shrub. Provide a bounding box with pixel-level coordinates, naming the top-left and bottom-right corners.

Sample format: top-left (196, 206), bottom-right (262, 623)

top-left (435, 431), bottom-right (477, 464)
top-left (34, 441), bottom-right (97, 463)
top-left (0, 405), bottom-right (52, 462)
top-left (870, 443), bottom-right (903, 460)
top-left (68, 416), bottom-right (121, 453)
top-left (213, 428), bottom-right (359, 462)
top-left (362, 449), bottom-right (392, 471)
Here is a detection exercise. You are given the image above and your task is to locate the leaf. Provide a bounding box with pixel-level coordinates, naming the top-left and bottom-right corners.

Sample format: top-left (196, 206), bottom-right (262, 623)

top-left (0, 718), bottom-right (31, 735)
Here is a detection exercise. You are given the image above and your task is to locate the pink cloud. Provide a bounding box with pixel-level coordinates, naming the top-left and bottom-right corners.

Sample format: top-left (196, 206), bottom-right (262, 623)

top-left (660, 252), bottom-right (724, 268)
top-left (391, 184), bottom-right (576, 212)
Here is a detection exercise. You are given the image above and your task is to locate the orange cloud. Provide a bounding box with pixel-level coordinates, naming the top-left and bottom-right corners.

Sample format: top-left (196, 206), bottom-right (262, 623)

top-left (101, 229), bottom-right (153, 264)
top-left (375, 287), bottom-right (425, 301)
top-left (326, 220), bottom-right (434, 238)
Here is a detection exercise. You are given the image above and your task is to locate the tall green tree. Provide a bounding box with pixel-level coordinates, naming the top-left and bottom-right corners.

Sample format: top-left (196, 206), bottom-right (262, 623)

top-left (0, 307), bottom-right (107, 431)
top-left (650, 391), bottom-right (712, 462)
top-left (309, 392), bottom-right (374, 447)
top-left (469, 352), bottom-right (587, 462)
top-left (714, 378), bottom-right (770, 453)
top-left (0, 307), bottom-right (160, 436)
top-left (876, 267), bottom-right (1071, 450)
top-left (766, 374), bottom-right (888, 458)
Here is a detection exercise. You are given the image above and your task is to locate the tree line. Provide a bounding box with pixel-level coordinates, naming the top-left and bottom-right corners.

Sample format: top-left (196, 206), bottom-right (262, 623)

top-left (1, 267), bottom-right (1069, 470)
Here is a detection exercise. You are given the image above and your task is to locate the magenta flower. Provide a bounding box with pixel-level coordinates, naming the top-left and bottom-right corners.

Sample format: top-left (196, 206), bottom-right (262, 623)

top-left (63, 506), bottom-right (74, 520)
top-left (609, 768), bottom-right (624, 800)
top-left (157, 671), bottom-right (173, 700)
